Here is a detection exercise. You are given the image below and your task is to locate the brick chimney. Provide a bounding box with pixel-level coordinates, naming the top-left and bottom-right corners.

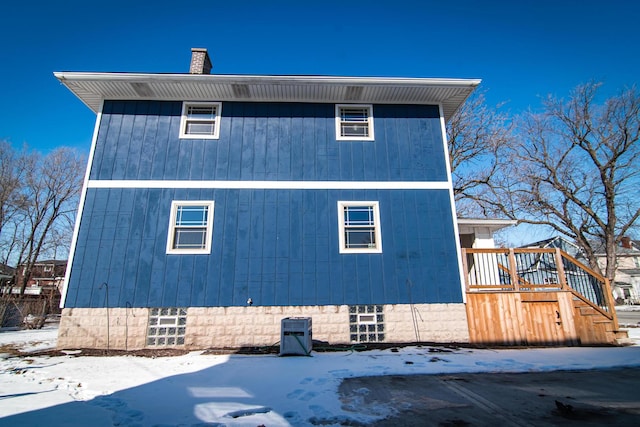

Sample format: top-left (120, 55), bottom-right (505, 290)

top-left (189, 48), bottom-right (212, 74)
top-left (621, 236), bottom-right (632, 249)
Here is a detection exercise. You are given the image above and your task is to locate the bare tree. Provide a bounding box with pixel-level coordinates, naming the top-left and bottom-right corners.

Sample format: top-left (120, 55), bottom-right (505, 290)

top-left (1, 217), bottom-right (26, 266)
top-left (0, 142), bottom-right (28, 244)
top-left (13, 147), bottom-right (84, 293)
top-left (447, 90), bottom-right (511, 216)
top-left (488, 82), bottom-right (640, 281)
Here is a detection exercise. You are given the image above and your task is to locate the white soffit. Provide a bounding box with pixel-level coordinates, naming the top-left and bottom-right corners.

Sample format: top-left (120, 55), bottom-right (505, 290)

top-left (53, 72), bottom-right (481, 121)
top-left (457, 218), bottom-right (517, 234)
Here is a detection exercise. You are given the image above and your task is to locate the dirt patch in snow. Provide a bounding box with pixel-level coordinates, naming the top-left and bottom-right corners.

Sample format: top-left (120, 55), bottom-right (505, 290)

top-left (28, 347), bottom-right (192, 358)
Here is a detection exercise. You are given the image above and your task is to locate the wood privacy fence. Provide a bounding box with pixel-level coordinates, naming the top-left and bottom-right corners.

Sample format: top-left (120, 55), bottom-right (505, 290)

top-left (461, 248), bottom-right (624, 346)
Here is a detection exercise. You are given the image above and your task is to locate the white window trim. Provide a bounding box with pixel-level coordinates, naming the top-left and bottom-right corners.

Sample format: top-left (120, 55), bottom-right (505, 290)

top-left (335, 104), bottom-right (375, 141)
top-left (337, 201), bottom-right (382, 254)
top-left (166, 200), bottom-right (215, 254)
top-left (179, 102), bottom-right (222, 139)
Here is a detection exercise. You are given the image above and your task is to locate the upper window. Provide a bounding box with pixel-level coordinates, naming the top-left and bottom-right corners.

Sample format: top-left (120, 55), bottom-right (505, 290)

top-left (338, 201), bottom-right (382, 253)
top-left (180, 102), bottom-right (222, 139)
top-left (166, 201), bottom-right (215, 254)
top-left (335, 104), bottom-right (374, 141)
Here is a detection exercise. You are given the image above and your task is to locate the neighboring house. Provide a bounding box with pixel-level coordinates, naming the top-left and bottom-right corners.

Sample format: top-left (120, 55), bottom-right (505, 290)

top-left (590, 237), bottom-right (640, 304)
top-left (522, 236), bottom-right (585, 259)
top-left (0, 263), bottom-right (15, 287)
top-left (520, 236), bottom-right (640, 305)
top-left (55, 48), bottom-right (481, 350)
top-left (520, 237), bottom-right (595, 286)
top-left (0, 260), bottom-right (64, 326)
top-left (14, 260), bottom-right (67, 295)
top-left (520, 236), bottom-right (604, 303)
top-left (519, 237), bottom-right (589, 287)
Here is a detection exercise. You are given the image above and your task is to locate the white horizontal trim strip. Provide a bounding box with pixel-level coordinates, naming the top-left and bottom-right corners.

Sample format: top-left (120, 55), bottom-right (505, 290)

top-left (87, 180), bottom-right (451, 190)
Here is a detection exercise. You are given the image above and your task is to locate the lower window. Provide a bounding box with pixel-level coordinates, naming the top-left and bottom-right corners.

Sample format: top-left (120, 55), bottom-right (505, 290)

top-left (166, 201), bottom-right (214, 254)
top-left (349, 305), bottom-right (385, 343)
top-left (147, 308), bottom-right (187, 346)
top-left (338, 201), bottom-right (382, 253)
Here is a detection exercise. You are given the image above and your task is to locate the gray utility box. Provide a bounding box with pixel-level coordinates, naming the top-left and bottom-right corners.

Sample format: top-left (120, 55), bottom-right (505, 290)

top-left (280, 317), bottom-right (312, 356)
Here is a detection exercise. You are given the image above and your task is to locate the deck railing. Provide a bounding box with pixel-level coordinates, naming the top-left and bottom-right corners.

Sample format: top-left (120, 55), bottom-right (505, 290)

top-left (461, 248), bottom-right (616, 318)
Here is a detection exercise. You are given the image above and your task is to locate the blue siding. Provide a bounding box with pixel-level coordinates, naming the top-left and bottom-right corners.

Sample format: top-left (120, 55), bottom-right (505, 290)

top-left (66, 188), bottom-right (462, 308)
top-left (90, 101), bottom-right (447, 182)
top-left (67, 99), bottom-right (464, 310)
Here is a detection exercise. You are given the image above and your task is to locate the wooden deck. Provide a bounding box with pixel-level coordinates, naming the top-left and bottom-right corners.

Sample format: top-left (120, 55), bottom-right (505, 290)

top-left (462, 248), bottom-right (627, 346)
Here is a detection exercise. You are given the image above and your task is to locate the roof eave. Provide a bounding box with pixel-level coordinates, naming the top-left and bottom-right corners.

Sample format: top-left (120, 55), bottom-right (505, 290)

top-left (457, 218), bottom-right (518, 233)
top-left (54, 72), bottom-right (481, 120)
top-left (53, 72), bottom-right (481, 87)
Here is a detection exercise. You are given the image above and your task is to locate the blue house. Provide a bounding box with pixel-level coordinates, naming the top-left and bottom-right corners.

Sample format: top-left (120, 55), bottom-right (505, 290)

top-left (55, 49), bottom-right (480, 350)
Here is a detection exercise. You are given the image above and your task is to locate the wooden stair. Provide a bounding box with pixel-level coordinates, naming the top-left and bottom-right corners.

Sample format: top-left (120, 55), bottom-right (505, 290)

top-left (571, 296), bottom-right (629, 345)
top-left (463, 247), bottom-right (631, 346)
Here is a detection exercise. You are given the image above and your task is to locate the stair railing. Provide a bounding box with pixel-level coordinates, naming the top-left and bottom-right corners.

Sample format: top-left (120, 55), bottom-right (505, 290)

top-left (461, 247), bottom-right (618, 323)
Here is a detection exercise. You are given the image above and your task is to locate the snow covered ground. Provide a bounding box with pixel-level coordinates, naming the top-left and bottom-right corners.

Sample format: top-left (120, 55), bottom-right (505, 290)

top-left (1, 325), bottom-right (639, 427)
top-left (616, 304), bottom-right (640, 311)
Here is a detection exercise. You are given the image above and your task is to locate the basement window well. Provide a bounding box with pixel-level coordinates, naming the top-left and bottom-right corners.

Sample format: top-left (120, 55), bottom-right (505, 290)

top-left (147, 308), bottom-right (187, 346)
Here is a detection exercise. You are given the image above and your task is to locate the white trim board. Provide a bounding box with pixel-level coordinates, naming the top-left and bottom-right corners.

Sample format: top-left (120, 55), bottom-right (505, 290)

top-left (439, 104), bottom-right (468, 303)
top-left (86, 180), bottom-right (451, 190)
top-left (60, 106), bottom-right (104, 308)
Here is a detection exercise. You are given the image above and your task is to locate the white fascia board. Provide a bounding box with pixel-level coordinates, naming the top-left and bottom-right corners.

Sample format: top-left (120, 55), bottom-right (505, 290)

top-left (457, 218), bottom-right (518, 228)
top-left (54, 71), bottom-right (482, 88)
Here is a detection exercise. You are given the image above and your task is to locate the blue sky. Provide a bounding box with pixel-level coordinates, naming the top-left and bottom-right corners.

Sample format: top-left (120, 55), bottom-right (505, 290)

top-left (1, 0), bottom-right (639, 153)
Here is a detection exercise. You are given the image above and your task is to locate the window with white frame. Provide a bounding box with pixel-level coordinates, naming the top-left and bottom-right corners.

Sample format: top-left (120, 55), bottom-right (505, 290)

top-left (166, 201), bottom-right (214, 254)
top-left (335, 104), bottom-right (374, 140)
top-left (179, 102), bottom-right (222, 139)
top-left (338, 201), bottom-right (382, 253)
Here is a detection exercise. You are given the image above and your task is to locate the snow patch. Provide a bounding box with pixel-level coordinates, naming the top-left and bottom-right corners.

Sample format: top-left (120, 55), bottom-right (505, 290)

top-left (0, 324), bottom-right (639, 426)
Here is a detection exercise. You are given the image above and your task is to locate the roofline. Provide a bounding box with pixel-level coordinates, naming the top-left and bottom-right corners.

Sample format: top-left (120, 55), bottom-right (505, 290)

top-left (456, 218), bottom-right (517, 233)
top-left (53, 72), bottom-right (482, 88)
top-left (522, 235), bottom-right (581, 249)
top-left (457, 218), bottom-right (518, 226)
top-left (53, 72), bottom-right (481, 121)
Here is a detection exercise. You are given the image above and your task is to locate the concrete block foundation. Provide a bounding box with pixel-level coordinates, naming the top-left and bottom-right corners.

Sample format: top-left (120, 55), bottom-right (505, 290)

top-left (57, 304), bottom-right (470, 350)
